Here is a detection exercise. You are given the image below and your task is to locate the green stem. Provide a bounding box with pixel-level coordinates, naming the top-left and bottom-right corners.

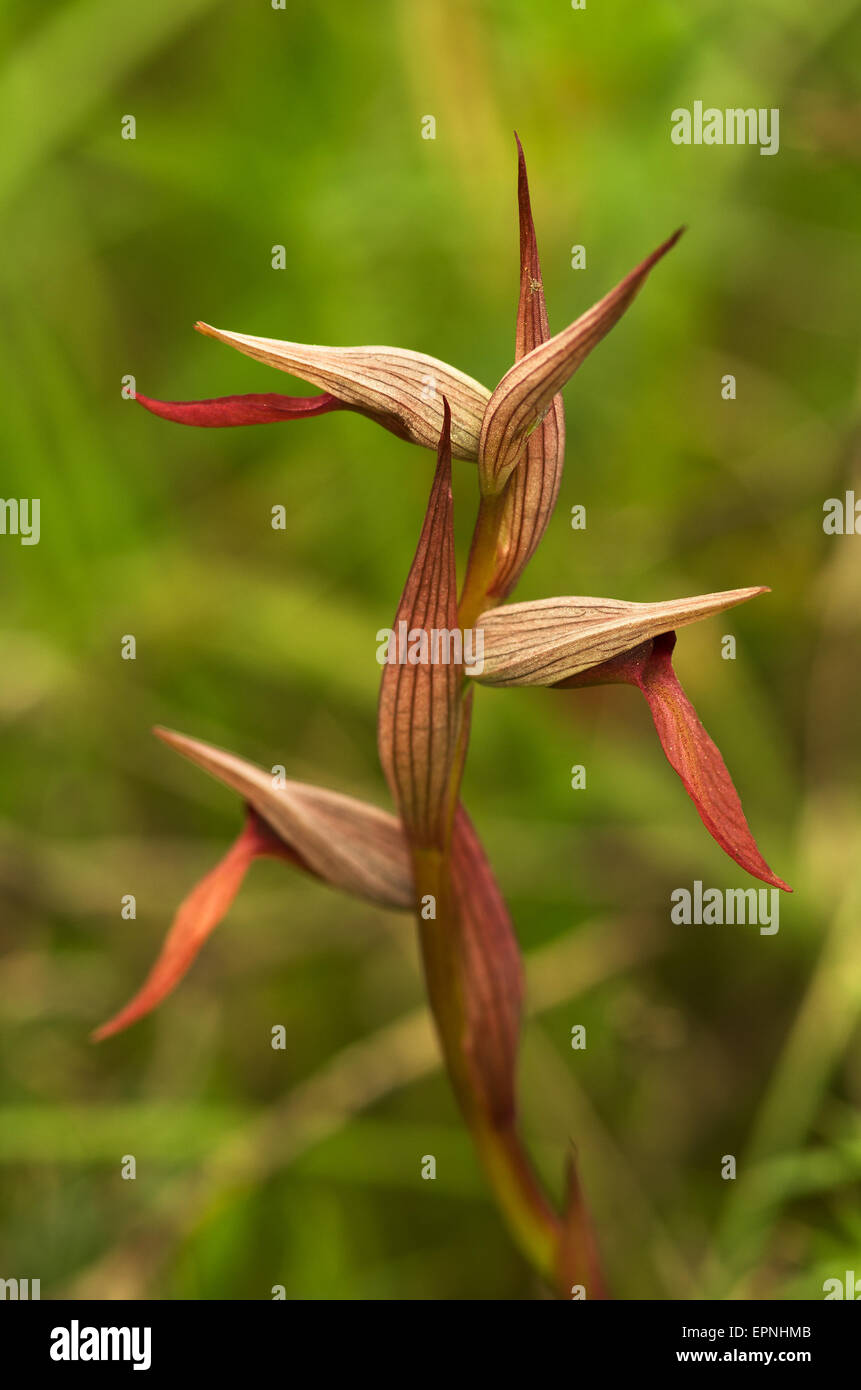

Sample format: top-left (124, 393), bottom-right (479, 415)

top-left (472, 1118), bottom-right (562, 1281)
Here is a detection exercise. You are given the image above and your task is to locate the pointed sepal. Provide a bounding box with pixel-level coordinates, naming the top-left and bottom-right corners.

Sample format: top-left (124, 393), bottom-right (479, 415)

top-left (478, 229), bottom-right (683, 494)
top-left (485, 135), bottom-right (566, 599)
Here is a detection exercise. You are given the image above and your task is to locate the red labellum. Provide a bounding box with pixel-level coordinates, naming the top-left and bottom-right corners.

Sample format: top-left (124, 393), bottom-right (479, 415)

top-left (92, 809), bottom-right (299, 1041)
top-left (136, 391), bottom-right (344, 427)
top-left (558, 633), bottom-right (791, 892)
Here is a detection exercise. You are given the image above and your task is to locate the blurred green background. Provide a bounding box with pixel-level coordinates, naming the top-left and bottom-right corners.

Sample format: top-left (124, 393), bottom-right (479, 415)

top-left (0, 0), bottom-right (859, 1300)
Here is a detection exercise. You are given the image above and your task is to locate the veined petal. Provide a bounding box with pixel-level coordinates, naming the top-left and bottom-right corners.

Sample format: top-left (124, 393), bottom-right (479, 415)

top-left (478, 228), bottom-right (683, 494)
top-left (486, 135), bottom-right (565, 599)
top-left (154, 727), bottom-right (413, 909)
top-left (450, 804), bottom-right (523, 1127)
top-left (377, 401), bottom-right (463, 848)
top-left (194, 323), bottom-right (491, 461)
top-left (136, 391), bottom-right (344, 427)
top-left (471, 587), bottom-right (766, 687)
top-left (92, 808), bottom-right (296, 1040)
top-left (557, 634), bottom-right (791, 891)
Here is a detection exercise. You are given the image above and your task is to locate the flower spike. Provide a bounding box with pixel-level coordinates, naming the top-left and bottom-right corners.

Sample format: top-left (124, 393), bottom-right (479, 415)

top-left (103, 141), bottom-right (792, 1298)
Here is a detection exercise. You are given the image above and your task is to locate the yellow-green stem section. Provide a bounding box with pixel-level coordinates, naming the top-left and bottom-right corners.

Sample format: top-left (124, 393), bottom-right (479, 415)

top-left (472, 1116), bottom-right (561, 1281)
top-left (457, 489), bottom-right (509, 630)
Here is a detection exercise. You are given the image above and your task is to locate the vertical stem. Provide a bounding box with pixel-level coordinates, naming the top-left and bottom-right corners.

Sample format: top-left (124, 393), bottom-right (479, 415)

top-left (404, 465), bottom-right (606, 1296)
top-left (458, 490), bottom-right (509, 630)
top-left (472, 1118), bottom-right (561, 1281)
top-left (412, 847), bottom-right (563, 1288)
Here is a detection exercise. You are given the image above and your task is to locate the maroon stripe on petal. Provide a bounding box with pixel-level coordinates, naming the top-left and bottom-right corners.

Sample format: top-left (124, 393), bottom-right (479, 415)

top-left (136, 391), bottom-right (345, 427)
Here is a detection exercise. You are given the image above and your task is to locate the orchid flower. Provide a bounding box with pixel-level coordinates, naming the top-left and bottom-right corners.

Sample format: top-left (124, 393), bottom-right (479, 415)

top-left (96, 137), bottom-right (788, 1300)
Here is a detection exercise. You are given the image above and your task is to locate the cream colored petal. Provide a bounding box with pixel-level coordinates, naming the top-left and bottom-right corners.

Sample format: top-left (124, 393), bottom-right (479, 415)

top-left (155, 727), bottom-right (413, 909)
top-left (471, 587), bottom-right (767, 686)
top-left (195, 324), bottom-right (490, 461)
